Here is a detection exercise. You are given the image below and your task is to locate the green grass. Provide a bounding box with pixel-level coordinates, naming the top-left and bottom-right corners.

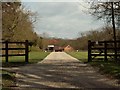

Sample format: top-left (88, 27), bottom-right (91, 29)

top-left (2, 51), bottom-right (50, 67)
top-left (29, 51), bottom-right (50, 63)
top-left (30, 46), bottom-right (42, 52)
top-left (67, 51), bottom-right (88, 62)
top-left (90, 61), bottom-right (120, 79)
top-left (67, 51), bottom-right (120, 79)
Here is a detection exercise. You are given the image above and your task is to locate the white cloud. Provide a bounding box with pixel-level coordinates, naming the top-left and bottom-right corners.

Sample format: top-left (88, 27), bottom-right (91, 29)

top-left (22, 2), bottom-right (104, 39)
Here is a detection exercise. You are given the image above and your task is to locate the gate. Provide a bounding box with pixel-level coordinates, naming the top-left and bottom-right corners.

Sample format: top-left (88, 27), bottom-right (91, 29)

top-left (0, 40), bottom-right (29, 63)
top-left (88, 40), bottom-right (120, 62)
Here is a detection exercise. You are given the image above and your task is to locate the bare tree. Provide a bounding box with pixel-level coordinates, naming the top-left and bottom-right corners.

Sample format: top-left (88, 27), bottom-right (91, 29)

top-left (89, 1), bottom-right (120, 28)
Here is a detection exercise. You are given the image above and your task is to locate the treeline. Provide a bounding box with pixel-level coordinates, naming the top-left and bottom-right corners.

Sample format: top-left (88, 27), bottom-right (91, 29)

top-left (2, 1), bottom-right (42, 48)
top-left (76, 27), bottom-right (120, 50)
top-left (50, 26), bottom-right (120, 51)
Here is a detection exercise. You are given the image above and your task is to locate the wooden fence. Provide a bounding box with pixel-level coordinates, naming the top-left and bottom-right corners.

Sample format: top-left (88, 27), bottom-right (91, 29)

top-left (0, 40), bottom-right (29, 63)
top-left (88, 40), bottom-right (120, 62)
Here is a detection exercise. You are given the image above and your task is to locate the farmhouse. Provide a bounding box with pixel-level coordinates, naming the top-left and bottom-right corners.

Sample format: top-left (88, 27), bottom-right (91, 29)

top-left (64, 45), bottom-right (74, 52)
top-left (46, 44), bottom-right (74, 52)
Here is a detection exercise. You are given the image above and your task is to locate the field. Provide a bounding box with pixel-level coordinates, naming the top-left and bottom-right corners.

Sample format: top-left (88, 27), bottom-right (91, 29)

top-left (2, 51), bottom-right (50, 67)
top-left (67, 51), bottom-right (88, 62)
top-left (67, 51), bottom-right (120, 80)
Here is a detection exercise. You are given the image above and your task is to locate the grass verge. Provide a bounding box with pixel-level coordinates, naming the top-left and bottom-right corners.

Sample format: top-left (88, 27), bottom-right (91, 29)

top-left (67, 51), bottom-right (88, 62)
top-left (1, 69), bottom-right (16, 90)
top-left (90, 61), bottom-right (120, 79)
top-left (2, 51), bottom-right (50, 67)
top-left (67, 51), bottom-right (120, 80)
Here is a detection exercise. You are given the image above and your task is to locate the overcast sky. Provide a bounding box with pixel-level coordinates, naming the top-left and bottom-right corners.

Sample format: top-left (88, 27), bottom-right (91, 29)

top-left (21, 1), bottom-right (105, 39)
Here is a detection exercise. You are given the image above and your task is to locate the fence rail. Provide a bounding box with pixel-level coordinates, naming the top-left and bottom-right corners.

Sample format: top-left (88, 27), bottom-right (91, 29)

top-left (88, 40), bottom-right (120, 62)
top-left (0, 40), bottom-right (29, 63)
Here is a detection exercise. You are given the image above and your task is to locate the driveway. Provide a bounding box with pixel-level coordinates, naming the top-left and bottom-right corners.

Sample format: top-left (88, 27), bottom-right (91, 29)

top-left (6, 52), bottom-right (120, 89)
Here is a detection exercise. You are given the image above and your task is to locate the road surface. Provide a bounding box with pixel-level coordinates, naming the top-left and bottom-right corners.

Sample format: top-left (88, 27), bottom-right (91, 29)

top-left (6, 52), bottom-right (120, 89)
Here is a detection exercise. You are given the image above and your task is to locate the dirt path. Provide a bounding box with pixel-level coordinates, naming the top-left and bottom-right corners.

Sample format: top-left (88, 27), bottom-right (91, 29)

top-left (6, 52), bottom-right (120, 89)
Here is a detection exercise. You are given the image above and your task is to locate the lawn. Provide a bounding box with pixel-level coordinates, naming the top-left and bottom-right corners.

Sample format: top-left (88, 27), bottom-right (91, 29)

top-left (2, 51), bottom-right (50, 67)
top-left (67, 51), bottom-right (88, 62)
top-left (67, 51), bottom-right (120, 80)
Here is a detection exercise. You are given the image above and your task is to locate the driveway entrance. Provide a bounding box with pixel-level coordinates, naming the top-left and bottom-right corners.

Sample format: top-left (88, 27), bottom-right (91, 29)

top-left (8, 52), bottom-right (119, 89)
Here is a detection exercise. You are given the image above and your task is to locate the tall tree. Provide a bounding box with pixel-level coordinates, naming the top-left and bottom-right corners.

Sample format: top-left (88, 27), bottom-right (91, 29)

top-left (2, 2), bottom-right (22, 41)
top-left (2, 1), bottom-right (38, 43)
top-left (89, 1), bottom-right (120, 28)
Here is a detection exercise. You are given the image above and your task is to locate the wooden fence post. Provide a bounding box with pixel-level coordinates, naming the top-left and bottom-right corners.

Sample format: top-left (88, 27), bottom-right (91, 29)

top-left (104, 41), bottom-right (107, 62)
top-left (25, 40), bottom-right (29, 63)
top-left (5, 41), bottom-right (8, 62)
top-left (88, 40), bottom-right (92, 62)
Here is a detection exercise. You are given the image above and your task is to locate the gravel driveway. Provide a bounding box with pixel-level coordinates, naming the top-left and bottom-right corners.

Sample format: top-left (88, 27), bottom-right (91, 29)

top-left (7, 52), bottom-right (120, 90)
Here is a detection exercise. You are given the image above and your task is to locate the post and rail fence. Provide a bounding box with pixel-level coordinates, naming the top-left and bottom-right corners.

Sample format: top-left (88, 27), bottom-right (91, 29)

top-left (88, 40), bottom-right (120, 62)
top-left (0, 40), bottom-right (29, 63)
